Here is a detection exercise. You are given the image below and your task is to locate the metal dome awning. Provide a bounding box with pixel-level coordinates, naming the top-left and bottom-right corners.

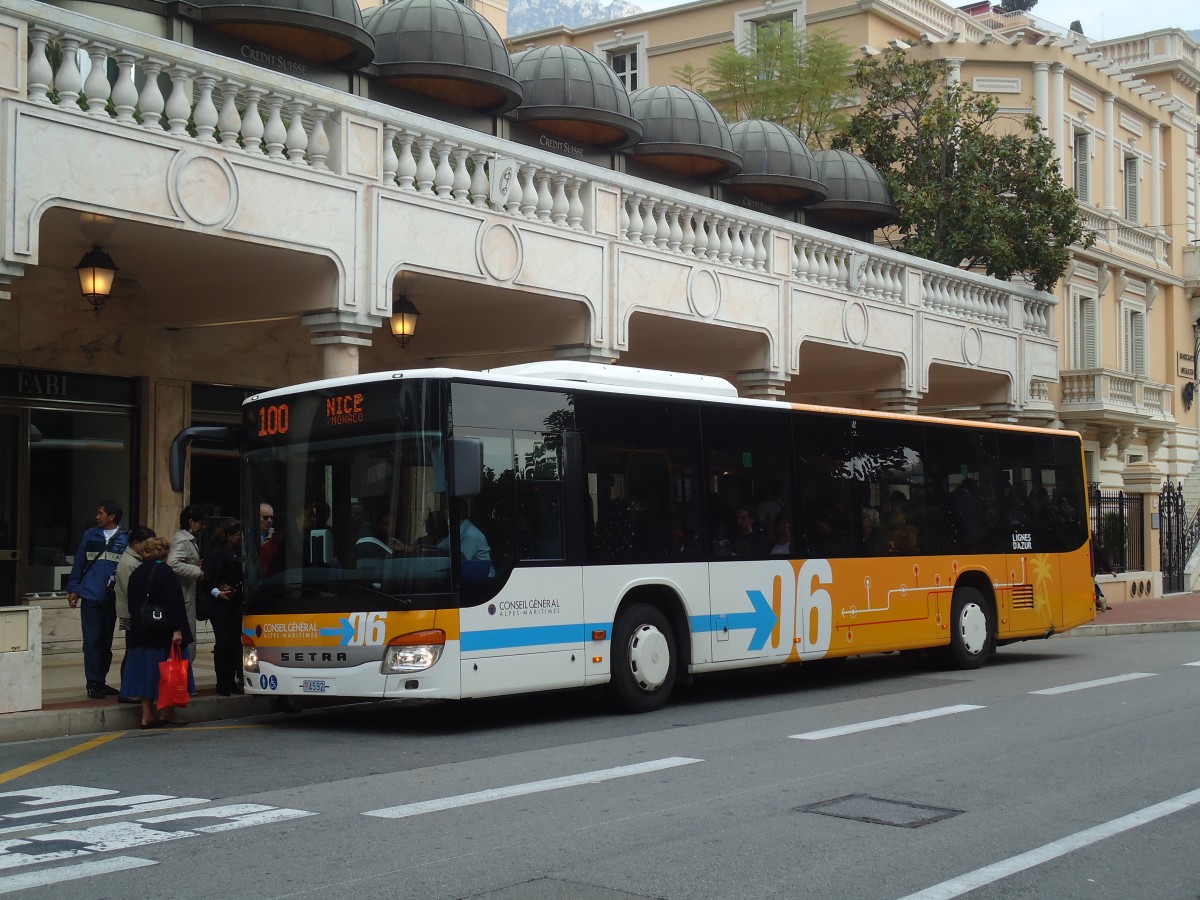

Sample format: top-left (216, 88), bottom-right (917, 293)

top-left (628, 86), bottom-right (742, 181)
top-left (367, 0), bottom-right (522, 114)
top-left (727, 120), bottom-right (827, 205)
top-left (187, 0), bottom-right (375, 70)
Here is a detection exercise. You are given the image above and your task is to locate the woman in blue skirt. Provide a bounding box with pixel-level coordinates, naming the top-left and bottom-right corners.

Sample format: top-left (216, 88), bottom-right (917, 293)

top-left (122, 536), bottom-right (194, 728)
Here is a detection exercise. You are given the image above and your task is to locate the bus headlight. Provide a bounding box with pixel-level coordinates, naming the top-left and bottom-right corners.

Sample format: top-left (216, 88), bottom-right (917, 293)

top-left (242, 643), bottom-right (260, 673)
top-left (383, 629), bottom-right (445, 673)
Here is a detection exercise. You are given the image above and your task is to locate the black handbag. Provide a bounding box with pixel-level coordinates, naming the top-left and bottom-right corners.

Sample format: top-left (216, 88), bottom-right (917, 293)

top-left (140, 566), bottom-right (170, 634)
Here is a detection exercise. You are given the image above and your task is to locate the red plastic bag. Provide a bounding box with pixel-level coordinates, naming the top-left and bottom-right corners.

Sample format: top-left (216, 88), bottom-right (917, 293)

top-left (157, 644), bottom-right (190, 711)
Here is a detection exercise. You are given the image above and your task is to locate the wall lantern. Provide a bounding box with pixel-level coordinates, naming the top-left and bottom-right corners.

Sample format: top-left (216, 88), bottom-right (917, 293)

top-left (390, 294), bottom-right (421, 347)
top-left (75, 245), bottom-right (118, 313)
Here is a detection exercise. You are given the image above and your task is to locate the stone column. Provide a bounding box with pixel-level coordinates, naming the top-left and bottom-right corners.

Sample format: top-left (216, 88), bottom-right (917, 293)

top-left (1121, 462), bottom-right (1163, 597)
top-left (735, 370), bottom-right (789, 401)
top-left (1032, 62), bottom-right (1051, 139)
top-left (874, 388), bottom-right (922, 414)
top-left (1103, 92), bottom-right (1116, 212)
top-left (553, 345), bottom-right (621, 365)
top-left (145, 378), bottom-right (190, 536)
top-left (302, 312), bottom-right (378, 379)
top-left (945, 57), bottom-right (964, 85)
top-left (1050, 63), bottom-right (1066, 166)
top-left (1150, 121), bottom-right (1162, 235)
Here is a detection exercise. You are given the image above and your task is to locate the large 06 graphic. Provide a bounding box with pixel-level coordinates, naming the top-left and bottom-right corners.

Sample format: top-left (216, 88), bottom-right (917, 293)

top-left (708, 559), bottom-right (833, 665)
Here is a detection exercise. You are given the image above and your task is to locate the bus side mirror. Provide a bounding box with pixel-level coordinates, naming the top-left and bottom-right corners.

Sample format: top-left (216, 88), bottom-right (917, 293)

top-left (168, 426), bottom-right (241, 493)
top-left (449, 437), bottom-right (483, 498)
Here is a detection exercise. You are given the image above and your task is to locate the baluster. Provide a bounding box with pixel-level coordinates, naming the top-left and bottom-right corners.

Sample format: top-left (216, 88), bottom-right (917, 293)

top-left (654, 204), bottom-right (670, 250)
top-left (164, 65), bottom-right (194, 136)
top-left (285, 99), bottom-right (309, 163)
top-left (790, 239), bottom-right (802, 278)
top-left (566, 177), bottom-right (584, 230)
top-left (307, 106), bottom-right (331, 171)
top-left (718, 221), bottom-right (732, 264)
top-left (381, 126), bottom-right (398, 185)
top-left (618, 193), bottom-right (631, 240)
top-left (519, 164), bottom-right (538, 218)
top-left (832, 250), bottom-right (848, 286)
top-left (262, 93), bottom-right (287, 159)
top-left (396, 132), bottom-right (417, 190)
top-left (741, 226), bottom-right (756, 268)
top-left (27, 26), bottom-right (54, 104)
top-left (550, 175), bottom-right (568, 225)
top-left (680, 210), bottom-right (695, 255)
top-left (503, 163), bottom-right (522, 216)
top-left (55, 36), bottom-right (84, 108)
top-left (668, 207), bottom-right (683, 253)
top-left (626, 194), bottom-right (644, 243)
top-left (216, 81), bottom-right (241, 147)
top-left (138, 59), bottom-right (165, 130)
top-left (239, 86), bottom-right (264, 153)
top-left (816, 247), bottom-right (831, 285)
top-left (726, 222), bottom-right (743, 266)
top-left (414, 138), bottom-right (436, 194)
top-left (451, 148), bottom-right (471, 202)
top-left (111, 51), bottom-right (141, 124)
top-left (641, 199), bottom-right (659, 247)
top-left (433, 142), bottom-right (454, 197)
top-left (193, 74), bottom-right (218, 142)
top-left (83, 43), bottom-right (112, 116)
top-left (753, 228), bottom-right (767, 271)
top-left (535, 171), bottom-right (553, 221)
top-left (692, 212), bottom-right (708, 258)
top-left (469, 151), bottom-right (490, 207)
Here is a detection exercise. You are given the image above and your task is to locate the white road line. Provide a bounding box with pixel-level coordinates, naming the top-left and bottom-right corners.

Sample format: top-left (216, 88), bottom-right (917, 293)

top-left (896, 786), bottom-right (1200, 900)
top-left (1184, 661), bottom-right (1200, 667)
top-left (0, 855), bottom-right (156, 894)
top-left (789, 705), bottom-right (985, 741)
top-left (1029, 673), bottom-right (1155, 695)
top-left (363, 757), bottom-right (703, 819)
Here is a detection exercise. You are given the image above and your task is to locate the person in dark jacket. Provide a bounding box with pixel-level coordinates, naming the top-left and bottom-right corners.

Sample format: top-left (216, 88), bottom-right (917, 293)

top-left (121, 536), bottom-right (193, 728)
top-left (66, 499), bottom-right (130, 700)
top-left (203, 519), bottom-right (245, 696)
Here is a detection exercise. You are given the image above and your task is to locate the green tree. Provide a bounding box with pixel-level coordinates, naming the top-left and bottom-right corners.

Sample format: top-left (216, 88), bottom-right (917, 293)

top-left (833, 49), bottom-right (1093, 291)
top-left (672, 23), bottom-right (853, 149)
top-left (997, 0), bottom-right (1038, 12)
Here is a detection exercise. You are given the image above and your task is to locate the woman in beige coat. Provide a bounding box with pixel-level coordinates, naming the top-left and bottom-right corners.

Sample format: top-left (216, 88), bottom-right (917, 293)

top-left (167, 504), bottom-right (204, 669)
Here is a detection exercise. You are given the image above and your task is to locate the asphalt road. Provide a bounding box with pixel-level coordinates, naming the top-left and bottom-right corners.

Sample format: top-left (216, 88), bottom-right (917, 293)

top-left (1, 633), bottom-right (1198, 899)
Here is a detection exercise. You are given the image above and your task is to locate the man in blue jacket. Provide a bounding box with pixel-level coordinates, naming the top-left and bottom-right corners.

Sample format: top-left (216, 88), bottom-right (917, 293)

top-left (66, 500), bottom-right (130, 699)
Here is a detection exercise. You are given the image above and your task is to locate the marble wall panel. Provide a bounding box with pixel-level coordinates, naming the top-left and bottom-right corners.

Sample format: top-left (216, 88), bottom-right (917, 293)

top-left (376, 195), bottom-right (485, 286)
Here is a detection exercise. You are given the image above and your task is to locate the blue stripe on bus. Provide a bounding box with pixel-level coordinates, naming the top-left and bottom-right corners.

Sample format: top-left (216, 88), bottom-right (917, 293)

top-left (460, 622), bottom-right (612, 652)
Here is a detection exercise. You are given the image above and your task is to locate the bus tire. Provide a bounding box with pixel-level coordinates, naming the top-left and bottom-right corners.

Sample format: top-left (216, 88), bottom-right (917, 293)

top-left (608, 603), bottom-right (676, 713)
top-left (947, 587), bottom-right (994, 669)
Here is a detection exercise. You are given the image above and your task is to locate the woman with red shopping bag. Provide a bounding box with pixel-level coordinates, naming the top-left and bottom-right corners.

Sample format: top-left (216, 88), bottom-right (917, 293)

top-left (120, 536), bottom-right (194, 728)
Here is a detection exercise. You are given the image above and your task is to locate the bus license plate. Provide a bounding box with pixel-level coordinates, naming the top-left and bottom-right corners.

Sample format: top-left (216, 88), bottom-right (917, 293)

top-left (300, 679), bottom-right (332, 694)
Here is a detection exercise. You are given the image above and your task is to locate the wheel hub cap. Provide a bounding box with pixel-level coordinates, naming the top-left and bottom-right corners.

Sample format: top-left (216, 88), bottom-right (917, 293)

top-left (628, 624), bottom-right (670, 691)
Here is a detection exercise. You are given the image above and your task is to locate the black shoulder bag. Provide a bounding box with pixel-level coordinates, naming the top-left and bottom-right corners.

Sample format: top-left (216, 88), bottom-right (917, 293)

top-left (140, 566), bottom-right (170, 634)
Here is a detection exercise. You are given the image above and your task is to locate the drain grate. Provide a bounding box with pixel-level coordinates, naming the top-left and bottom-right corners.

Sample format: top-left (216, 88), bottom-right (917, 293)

top-left (798, 794), bottom-right (964, 828)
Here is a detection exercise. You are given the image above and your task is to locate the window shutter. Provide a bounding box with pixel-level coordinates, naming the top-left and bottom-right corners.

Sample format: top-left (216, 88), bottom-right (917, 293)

top-left (1081, 297), bottom-right (1097, 368)
top-left (1074, 134), bottom-right (1090, 201)
top-left (1132, 311), bottom-right (1145, 375)
top-left (1124, 157), bottom-right (1139, 222)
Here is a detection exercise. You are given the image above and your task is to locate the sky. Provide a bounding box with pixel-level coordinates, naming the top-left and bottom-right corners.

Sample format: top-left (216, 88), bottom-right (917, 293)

top-left (630, 0), bottom-right (1197, 41)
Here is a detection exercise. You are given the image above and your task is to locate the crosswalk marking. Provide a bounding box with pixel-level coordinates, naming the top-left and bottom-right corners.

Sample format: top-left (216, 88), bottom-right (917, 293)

top-left (363, 757), bottom-right (703, 819)
top-left (1029, 673), bottom-right (1155, 695)
top-left (789, 705), bottom-right (985, 741)
top-left (0, 855), bottom-right (156, 895)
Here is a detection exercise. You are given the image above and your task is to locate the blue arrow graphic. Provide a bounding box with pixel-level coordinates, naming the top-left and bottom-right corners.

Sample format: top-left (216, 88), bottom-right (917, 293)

top-left (318, 617), bottom-right (355, 645)
top-left (690, 590), bottom-right (778, 651)
top-left (727, 589), bottom-right (777, 651)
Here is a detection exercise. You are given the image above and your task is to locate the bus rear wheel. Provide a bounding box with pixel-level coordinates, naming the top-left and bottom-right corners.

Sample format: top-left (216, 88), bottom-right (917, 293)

top-left (947, 587), bottom-right (994, 669)
top-left (608, 603), bottom-right (676, 713)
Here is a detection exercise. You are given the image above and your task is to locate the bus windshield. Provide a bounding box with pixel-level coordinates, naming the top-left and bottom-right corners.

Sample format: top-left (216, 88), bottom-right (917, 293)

top-left (243, 381), bottom-right (451, 614)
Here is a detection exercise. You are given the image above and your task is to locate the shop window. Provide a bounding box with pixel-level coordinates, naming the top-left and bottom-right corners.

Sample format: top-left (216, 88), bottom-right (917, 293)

top-left (27, 409), bottom-right (132, 593)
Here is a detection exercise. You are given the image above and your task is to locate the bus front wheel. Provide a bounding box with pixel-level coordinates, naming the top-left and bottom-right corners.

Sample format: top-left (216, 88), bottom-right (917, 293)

top-left (947, 587), bottom-right (994, 669)
top-left (608, 603), bottom-right (676, 713)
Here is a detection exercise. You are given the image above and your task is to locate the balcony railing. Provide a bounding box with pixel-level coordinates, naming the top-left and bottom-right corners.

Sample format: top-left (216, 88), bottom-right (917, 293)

top-left (1060, 368), bottom-right (1175, 422)
top-left (3, 0), bottom-right (1058, 351)
top-left (1080, 207), bottom-right (1164, 263)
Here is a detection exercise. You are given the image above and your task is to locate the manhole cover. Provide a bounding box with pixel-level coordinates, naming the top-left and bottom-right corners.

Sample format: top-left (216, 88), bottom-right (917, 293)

top-left (798, 794), bottom-right (963, 828)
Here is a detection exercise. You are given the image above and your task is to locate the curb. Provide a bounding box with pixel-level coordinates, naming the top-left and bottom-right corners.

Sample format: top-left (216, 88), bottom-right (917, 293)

top-left (1057, 620), bottom-right (1200, 638)
top-left (0, 695), bottom-right (275, 744)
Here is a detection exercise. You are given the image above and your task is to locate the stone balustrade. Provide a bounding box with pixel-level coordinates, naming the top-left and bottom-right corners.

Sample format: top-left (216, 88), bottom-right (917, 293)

top-left (2, 0), bottom-right (1060, 407)
top-left (1061, 368), bottom-right (1175, 422)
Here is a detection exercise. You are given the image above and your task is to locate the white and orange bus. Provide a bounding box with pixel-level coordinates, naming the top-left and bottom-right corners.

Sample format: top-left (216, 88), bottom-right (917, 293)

top-left (183, 361), bottom-right (1094, 712)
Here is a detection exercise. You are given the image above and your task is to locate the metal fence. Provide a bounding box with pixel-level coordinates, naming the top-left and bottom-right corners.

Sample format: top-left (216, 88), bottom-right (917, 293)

top-left (1158, 482), bottom-right (1199, 594)
top-left (1089, 487), bottom-right (1144, 574)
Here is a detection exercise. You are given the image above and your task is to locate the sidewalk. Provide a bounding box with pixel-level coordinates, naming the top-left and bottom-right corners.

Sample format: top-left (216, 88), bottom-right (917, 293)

top-left (3, 592), bottom-right (1199, 745)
